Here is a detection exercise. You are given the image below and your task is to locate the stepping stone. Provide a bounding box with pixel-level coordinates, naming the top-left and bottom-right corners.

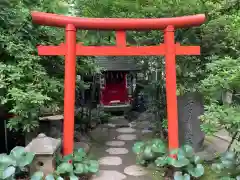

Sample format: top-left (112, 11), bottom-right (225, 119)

top-left (109, 116), bottom-right (129, 127)
top-left (91, 170), bottom-right (126, 180)
top-left (142, 129), bottom-right (153, 134)
top-left (99, 156), bottom-right (122, 166)
top-left (106, 148), bottom-right (129, 155)
top-left (117, 134), bottom-right (137, 141)
top-left (107, 123), bottom-right (116, 128)
top-left (124, 165), bottom-right (148, 176)
top-left (128, 121), bottom-right (137, 128)
top-left (106, 141), bottom-right (125, 147)
top-left (116, 127), bottom-right (136, 133)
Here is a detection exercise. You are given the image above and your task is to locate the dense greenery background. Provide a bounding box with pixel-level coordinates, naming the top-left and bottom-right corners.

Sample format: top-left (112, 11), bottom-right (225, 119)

top-left (0, 0), bottom-right (239, 143)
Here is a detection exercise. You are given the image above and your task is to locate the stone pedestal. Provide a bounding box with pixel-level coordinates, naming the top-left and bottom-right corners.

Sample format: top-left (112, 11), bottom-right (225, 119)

top-left (25, 133), bottom-right (61, 175)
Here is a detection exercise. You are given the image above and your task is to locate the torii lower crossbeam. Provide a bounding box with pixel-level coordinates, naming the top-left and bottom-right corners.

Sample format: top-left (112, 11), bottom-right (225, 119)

top-left (31, 12), bottom-right (206, 156)
top-left (37, 43), bottom-right (200, 56)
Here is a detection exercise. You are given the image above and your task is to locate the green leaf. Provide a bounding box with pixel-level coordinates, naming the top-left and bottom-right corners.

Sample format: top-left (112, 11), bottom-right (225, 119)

top-left (143, 146), bottom-right (154, 160)
top-left (187, 164), bottom-right (204, 178)
top-left (74, 163), bottom-right (84, 175)
top-left (73, 155), bottom-right (84, 162)
top-left (10, 146), bottom-right (25, 159)
top-left (62, 154), bottom-right (73, 162)
top-left (174, 171), bottom-right (190, 180)
top-left (57, 162), bottom-right (73, 174)
top-left (56, 176), bottom-right (64, 180)
top-left (69, 174), bottom-right (78, 180)
top-left (45, 174), bottom-right (55, 180)
top-left (74, 148), bottom-right (87, 162)
top-left (182, 145), bottom-right (194, 158)
top-left (132, 142), bottom-right (144, 154)
top-left (136, 155), bottom-right (145, 165)
top-left (151, 140), bottom-right (167, 154)
top-left (221, 159), bottom-right (234, 169)
top-left (155, 156), bottom-right (168, 167)
top-left (193, 155), bottom-right (201, 164)
top-left (18, 152), bottom-right (35, 167)
top-left (2, 166), bottom-right (16, 179)
top-left (168, 157), bottom-right (190, 168)
top-left (88, 160), bottom-right (99, 173)
top-left (212, 163), bottom-right (224, 173)
top-left (75, 149), bottom-right (86, 157)
top-left (83, 164), bottom-right (89, 174)
top-left (223, 151), bottom-right (235, 161)
top-left (31, 171), bottom-right (44, 180)
top-left (0, 154), bottom-right (16, 166)
top-left (77, 148), bottom-right (85, 154)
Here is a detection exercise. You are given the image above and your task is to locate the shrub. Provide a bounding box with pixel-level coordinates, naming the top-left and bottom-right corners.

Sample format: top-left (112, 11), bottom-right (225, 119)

top-left (31, 148), bottom-right (99, 180)
top-left (212, 151), bottom-right (240, 180)
top-left (0, 146), bottom-right (35, 179)
top-left (132, 139), bottom-right (167, 166)
top-left (133, 140), bottom-right (205, 179)
top-left (167, 145), bottom-right (204, 180)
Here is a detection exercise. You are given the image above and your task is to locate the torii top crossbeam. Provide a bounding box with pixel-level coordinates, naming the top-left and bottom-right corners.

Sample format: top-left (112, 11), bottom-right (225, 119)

top-left (31, 11), bottom-right (205, 30)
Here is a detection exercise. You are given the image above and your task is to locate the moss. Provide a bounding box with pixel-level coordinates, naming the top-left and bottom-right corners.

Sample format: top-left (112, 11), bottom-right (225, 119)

top-left (146, 164), bottom-right (218, 180)
top-left (200, 164), bottom-right (218, 180)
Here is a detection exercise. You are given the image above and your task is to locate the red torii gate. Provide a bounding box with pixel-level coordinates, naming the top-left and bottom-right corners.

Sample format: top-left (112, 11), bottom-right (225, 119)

top-left (31, 12), bottom-right (206, 155)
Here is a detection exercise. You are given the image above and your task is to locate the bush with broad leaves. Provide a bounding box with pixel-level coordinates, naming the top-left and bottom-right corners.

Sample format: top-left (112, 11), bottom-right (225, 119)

top-left (133, 140), bottom-right (205, 180)
top-left (0, 146), bottom-right (35, 179)
top-left (31, 148), bottom-right (99, 180)
top-left (132, 139), bottom-right (168, 166)
top-left (212, 151), bottom-right (240, 180)
top-left (166, 145), bottom-right (204, 180)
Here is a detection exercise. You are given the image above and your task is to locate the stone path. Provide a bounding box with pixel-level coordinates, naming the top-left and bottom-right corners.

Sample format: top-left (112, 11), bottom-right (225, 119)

top-left (90, 116), bottom-right (152, 180)
top-left (88, 115), bottom-right (235, 180)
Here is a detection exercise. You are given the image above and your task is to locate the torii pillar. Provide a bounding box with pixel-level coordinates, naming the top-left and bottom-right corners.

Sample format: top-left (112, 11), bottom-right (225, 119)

top-left (31, 12), bottom-right (206, 155)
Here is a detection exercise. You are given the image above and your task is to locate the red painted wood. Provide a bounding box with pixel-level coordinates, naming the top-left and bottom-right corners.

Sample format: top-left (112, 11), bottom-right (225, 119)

top-left (116, 31), bottom-right (127, 47)
top-left (31, 11), bottom-right (206, 30)
top-left (164, 26), bottom-right (179, 151)
top-left (63, 24), bottom-right (77, 155)
top-left (37, 44), bottom-right (200, 56)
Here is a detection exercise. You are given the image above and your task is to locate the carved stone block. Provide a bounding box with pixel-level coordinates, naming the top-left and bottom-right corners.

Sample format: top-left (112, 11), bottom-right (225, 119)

top-left (177, 92), bottom-right (205, 152)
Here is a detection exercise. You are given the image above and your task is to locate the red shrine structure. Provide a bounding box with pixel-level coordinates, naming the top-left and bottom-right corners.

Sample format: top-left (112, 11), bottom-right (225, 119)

top-left (31, 11), bottom-right (206, 155)
top-left (95, 56), bottom-right (140, 113)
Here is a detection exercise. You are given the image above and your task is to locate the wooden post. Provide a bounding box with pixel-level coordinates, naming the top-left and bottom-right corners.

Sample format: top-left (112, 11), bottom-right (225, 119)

top-left (63, 24), bottom-right (77, 155)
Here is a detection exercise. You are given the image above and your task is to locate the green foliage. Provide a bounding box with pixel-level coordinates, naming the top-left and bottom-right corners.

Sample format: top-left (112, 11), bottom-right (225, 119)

top-left (133, 141), bottom-right (205, 179)
top-left (0, 0), bottom-right (97, 133)
top-left (200, 103), bottom-right (240, 135)
top-left (168, 145), bottom-right (204, 179)
top-left (31, 148), bottom-right (99, 180)
top-left (0, 0), bottom-right (67, 132)
top-left (212, 151), bottom-right (240, 180)
top-left (56, 148), bottom-right (99, 177)
top-left (132, 139), bottom-right (167, 166)
top-left (198, 2), bottom-right (240, 145)
top-left (0, 146), bottom-right (35, 179)
top-left (199, 56), bottom-right (240, 137)
top-left (99, 112), bottom-right (111, 123)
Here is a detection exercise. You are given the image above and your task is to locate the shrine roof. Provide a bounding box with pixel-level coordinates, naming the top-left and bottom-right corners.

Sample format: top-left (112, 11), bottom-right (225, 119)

top-left (95, 56), bottom-right (141, 71)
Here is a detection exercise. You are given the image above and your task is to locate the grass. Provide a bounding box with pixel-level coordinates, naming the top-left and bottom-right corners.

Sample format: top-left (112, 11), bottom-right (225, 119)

top-left (200, 164), bottom-right (218, 180)
top-left (147, 164), bottom-right (218, 180)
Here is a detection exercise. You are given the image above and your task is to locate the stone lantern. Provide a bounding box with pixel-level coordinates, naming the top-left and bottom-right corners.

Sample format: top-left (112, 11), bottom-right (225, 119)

top-left (25, 133), bottom-right (61, 175)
